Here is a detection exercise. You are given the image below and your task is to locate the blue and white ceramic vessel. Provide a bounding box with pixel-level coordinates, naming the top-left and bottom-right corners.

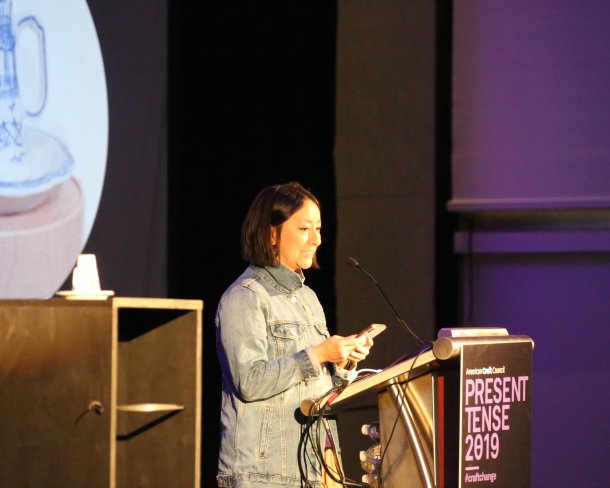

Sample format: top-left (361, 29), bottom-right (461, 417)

top-left (0, 0), bottom-right (73, 214)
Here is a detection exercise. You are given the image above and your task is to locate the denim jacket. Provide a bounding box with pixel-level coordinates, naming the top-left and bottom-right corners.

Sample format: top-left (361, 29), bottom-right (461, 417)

top-left (215, 264), bottom-right (349, 487)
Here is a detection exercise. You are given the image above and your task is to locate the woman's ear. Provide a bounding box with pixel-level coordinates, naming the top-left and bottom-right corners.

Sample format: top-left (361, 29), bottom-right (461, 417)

top-left (270, 227), bottom-right (277, 246)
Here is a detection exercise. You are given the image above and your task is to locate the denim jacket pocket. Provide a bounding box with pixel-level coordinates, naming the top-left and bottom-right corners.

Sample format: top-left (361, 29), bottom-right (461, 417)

top-left (270, 322), bottom-right (304, 357)
top-left (270, 322), bottom-right (304, 339)
top-left (257, 404), bottom-right (273, 458)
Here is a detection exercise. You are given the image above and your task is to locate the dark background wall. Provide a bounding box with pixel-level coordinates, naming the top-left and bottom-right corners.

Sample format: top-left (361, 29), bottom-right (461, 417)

top-left (83, 0), bottom-right (168, 298)
top-left (333, 0), bottom-right (450, 475)
top-left (167, 3), bottom-right (340, 482)
top-left (83, 0), bottom-right (610, 486)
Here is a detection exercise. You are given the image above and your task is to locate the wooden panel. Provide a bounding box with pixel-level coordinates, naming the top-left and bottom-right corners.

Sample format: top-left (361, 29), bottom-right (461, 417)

top-left (115, 307), bottom-right (201, 488)
top-left (0, 301), bottom-right (113, 488)
top-left (0, 298), bottom-right (202, 488)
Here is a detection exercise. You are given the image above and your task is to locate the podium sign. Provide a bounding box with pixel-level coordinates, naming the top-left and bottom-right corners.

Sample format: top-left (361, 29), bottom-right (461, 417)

top-left (460, 341), bottom-right (532, 487)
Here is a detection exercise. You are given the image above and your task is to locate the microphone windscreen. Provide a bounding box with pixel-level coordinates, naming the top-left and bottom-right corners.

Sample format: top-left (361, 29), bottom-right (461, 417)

top-left (300, 398), bottom-right (316, 416)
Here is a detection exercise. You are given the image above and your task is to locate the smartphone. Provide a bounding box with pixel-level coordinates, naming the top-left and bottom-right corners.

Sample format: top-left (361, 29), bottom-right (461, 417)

top-left (357, 323), bottom-right (387, 339)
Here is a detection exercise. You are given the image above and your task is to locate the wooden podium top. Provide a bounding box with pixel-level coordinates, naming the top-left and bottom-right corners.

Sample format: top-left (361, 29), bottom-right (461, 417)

top-left (331, 347), bottom-right (439, 409)
top-left (0, 296), bottom-right (203, 311)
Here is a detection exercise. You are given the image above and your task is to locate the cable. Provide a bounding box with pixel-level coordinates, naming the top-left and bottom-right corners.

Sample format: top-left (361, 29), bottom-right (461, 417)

top-left (297, 383), bottom-right (370, 488)
top-left (465, 215), bottom-right (475, 324)
top-left (355, 368), bottom-right (383, 376)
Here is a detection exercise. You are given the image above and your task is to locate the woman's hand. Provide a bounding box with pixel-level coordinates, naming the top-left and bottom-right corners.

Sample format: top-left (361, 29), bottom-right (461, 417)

top-left (313, 334), bottom-right (374, 367)
top-left (347, 334), bottom-right (374, 364)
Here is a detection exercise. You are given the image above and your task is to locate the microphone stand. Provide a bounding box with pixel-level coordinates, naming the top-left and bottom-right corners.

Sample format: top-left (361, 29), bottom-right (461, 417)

top-left (346, 256), bottom-right (428, 350)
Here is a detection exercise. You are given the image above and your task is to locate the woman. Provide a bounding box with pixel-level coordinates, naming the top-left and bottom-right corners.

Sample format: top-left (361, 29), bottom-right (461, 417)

top-left (216, 182), bottom-right (374, 487)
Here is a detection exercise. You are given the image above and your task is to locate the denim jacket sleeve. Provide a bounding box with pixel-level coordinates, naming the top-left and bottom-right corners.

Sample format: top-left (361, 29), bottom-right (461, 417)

top-left (216, 285), bottom-right (321, 402)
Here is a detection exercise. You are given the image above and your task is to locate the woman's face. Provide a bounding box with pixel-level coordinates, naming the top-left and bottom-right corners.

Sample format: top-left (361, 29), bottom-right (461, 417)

top-left (272, 199), bottom-right (321, 271)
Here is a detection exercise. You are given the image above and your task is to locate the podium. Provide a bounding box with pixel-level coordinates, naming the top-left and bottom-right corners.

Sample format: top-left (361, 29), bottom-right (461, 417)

top-left (331, 328), bottom-right (533, 488)
top-left (0, 297), bottom-right (202, 488)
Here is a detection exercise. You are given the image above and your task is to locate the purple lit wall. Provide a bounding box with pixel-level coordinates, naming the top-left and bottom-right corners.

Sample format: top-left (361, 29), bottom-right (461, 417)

top-left (452, 0), bottom-right (610, 210)
top-left (452, 2), bottom-right (610, 486)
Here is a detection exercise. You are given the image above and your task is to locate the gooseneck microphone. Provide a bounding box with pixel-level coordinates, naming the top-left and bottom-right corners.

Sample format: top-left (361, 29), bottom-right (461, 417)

top-left (346, 256), bottom-right (425, 346)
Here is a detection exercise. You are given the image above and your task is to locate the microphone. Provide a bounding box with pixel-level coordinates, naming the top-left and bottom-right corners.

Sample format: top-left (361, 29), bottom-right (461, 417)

top-left (300, 392), bottom-right (343, 417)
top-left (345, 256), bottom-right (425, 346)
top-left (300, 398), bottom-right (317, 417)
top-left (300, 380), bottom-right (350, 416)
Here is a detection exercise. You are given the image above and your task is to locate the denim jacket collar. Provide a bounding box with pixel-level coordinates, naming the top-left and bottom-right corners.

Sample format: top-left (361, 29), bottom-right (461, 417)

top-left (252, 264), bottom-right (304, 294)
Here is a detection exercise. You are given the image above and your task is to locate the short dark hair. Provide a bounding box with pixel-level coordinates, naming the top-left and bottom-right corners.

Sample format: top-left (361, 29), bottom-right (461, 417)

top-left (241, 182), bottom-right (320, 267)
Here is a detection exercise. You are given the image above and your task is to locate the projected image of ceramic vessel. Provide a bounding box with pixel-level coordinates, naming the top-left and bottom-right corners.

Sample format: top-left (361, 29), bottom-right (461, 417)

top-left (0, 0), bottom-right (89, 299)
top-left (0, 0), bottom-right (74, 216)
